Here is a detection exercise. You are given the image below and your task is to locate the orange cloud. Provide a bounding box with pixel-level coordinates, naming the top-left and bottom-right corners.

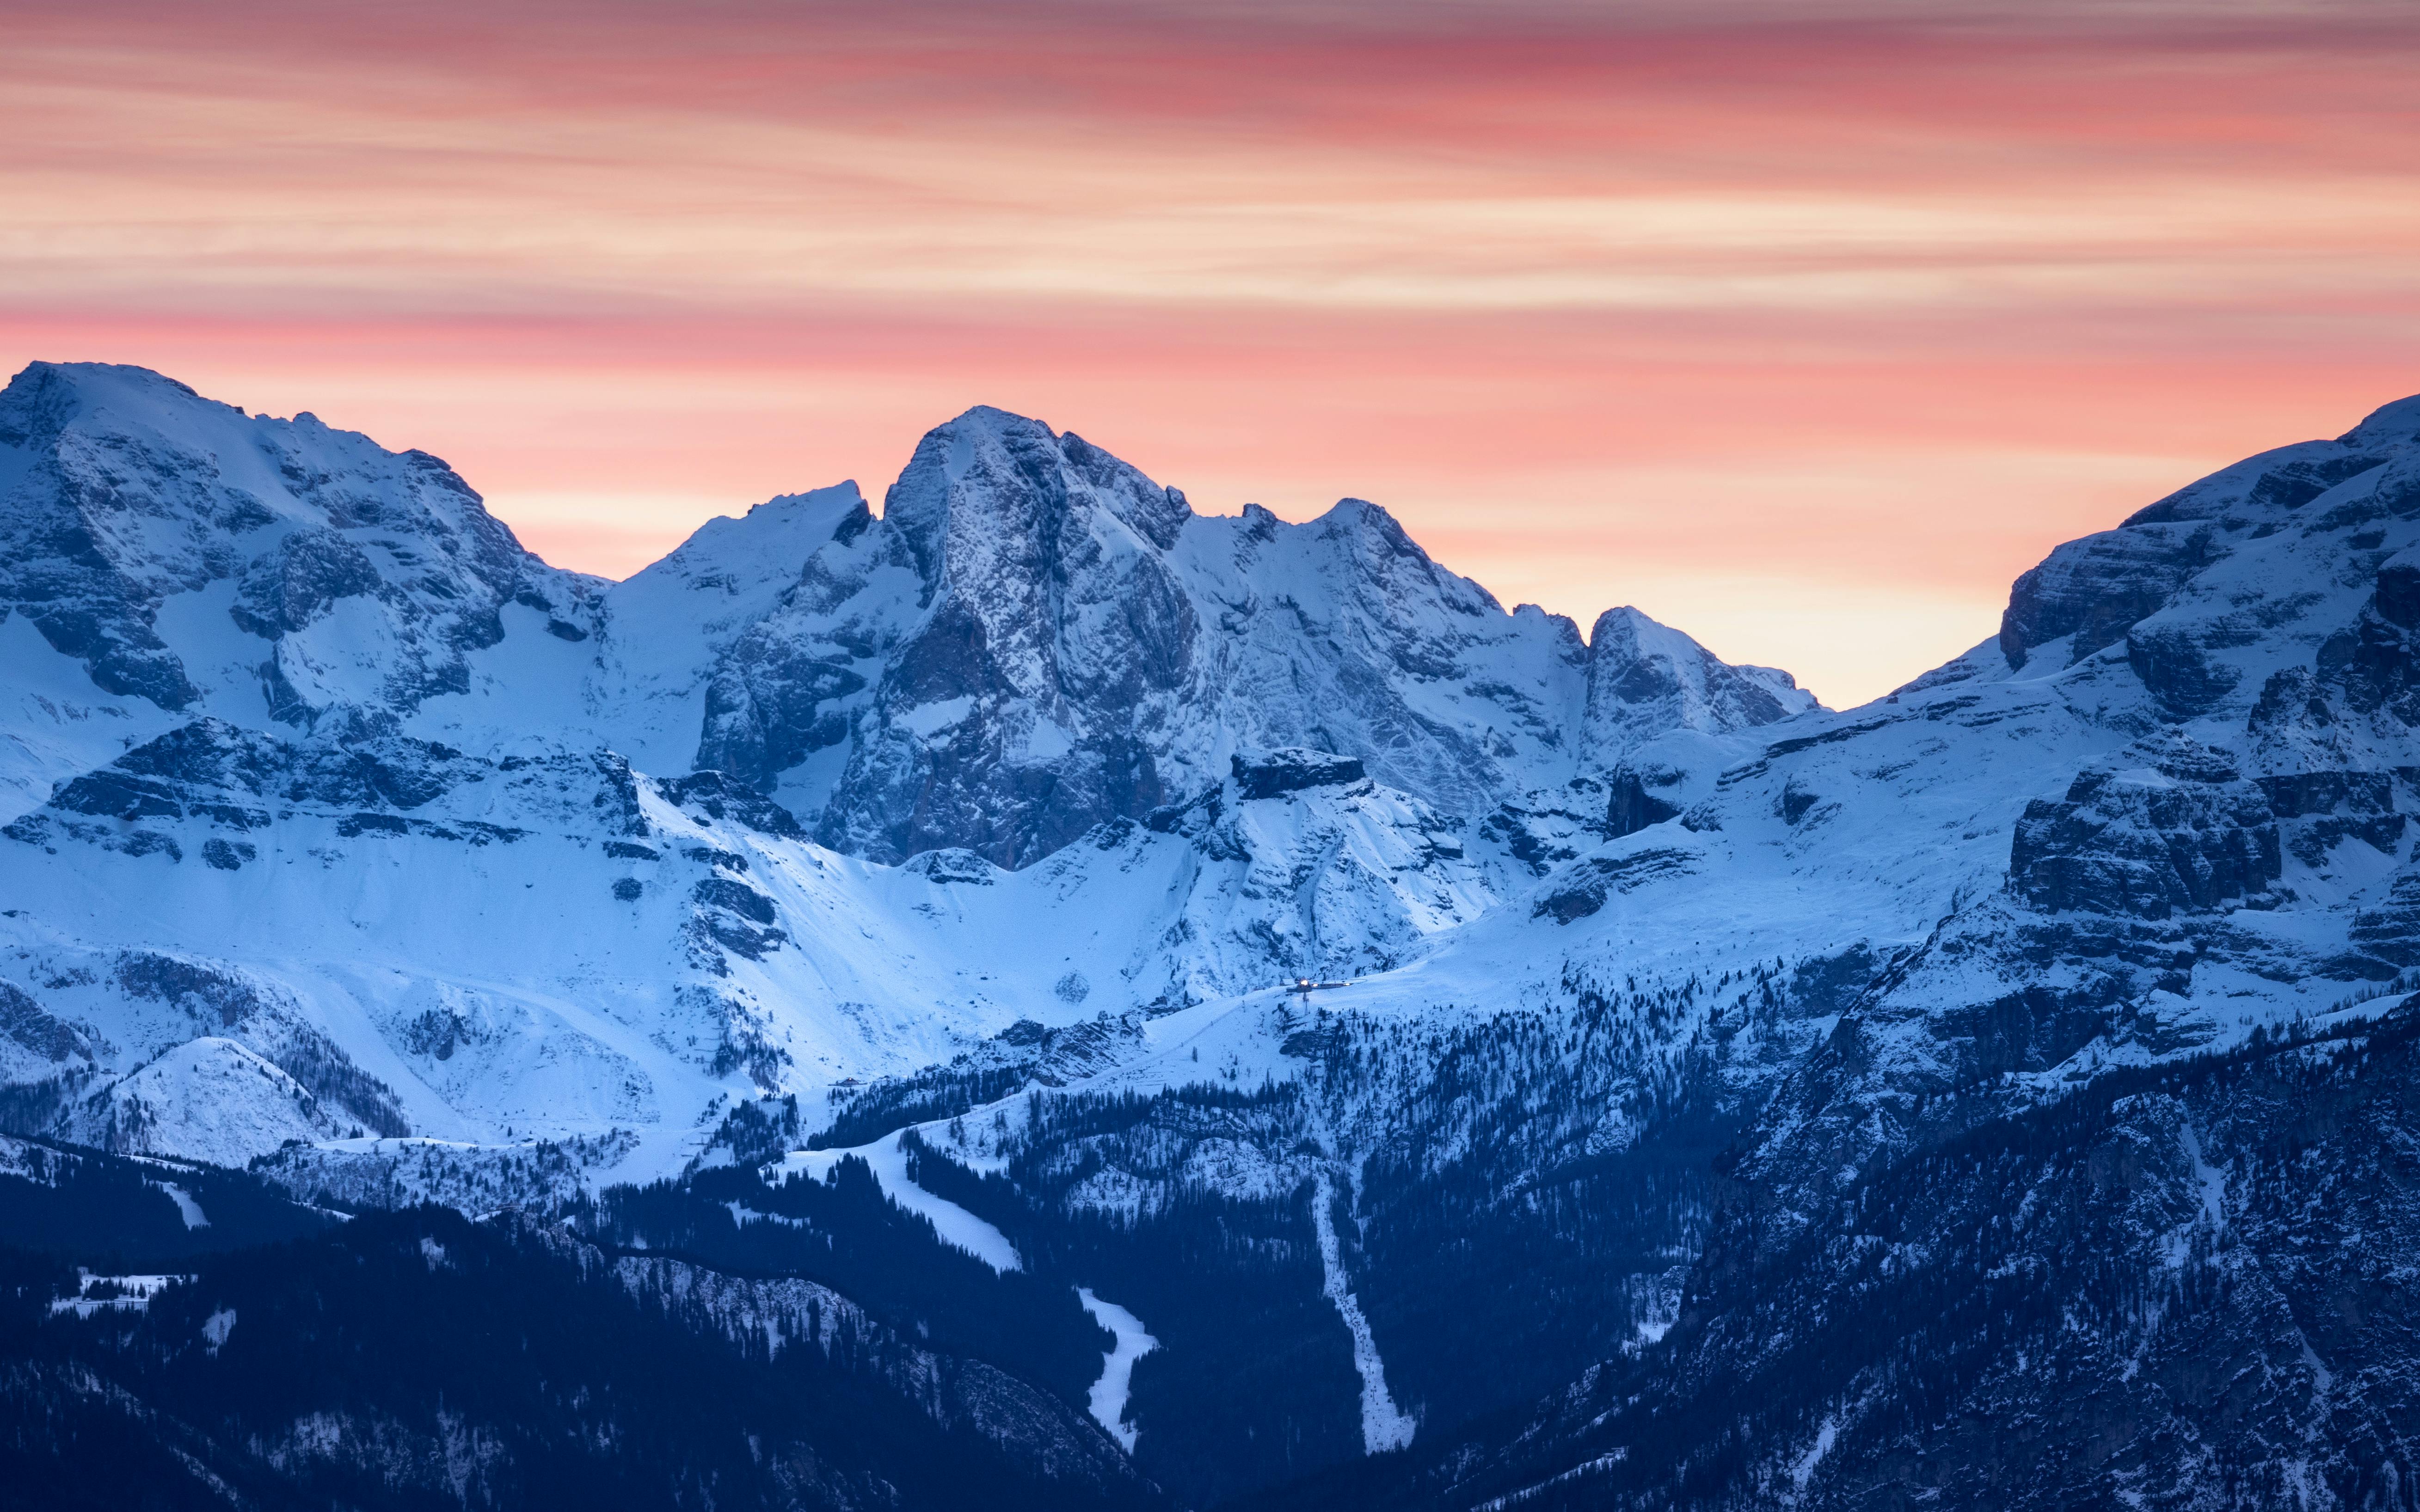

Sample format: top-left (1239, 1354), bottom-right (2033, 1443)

top-left (5, 1), bottom-right (2417, 704)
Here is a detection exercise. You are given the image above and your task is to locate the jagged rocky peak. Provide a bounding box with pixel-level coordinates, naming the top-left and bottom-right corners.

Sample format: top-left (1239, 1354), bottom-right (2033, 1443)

top-left (786, 405), bottom-right (1831, 868)
top-left (1, 366), bottom-right (1817, 875)
top-left (0, 360), bottom-right (596, 727)
top-left (619, 484), bottom-right (871, 615)
top-left (599, 479), bottom-right (886, 787)
top-left (880, 404), bottom-right (1194, 597)
top-left (1998, 390), bottom-right (2420, 710)
top-left (1521, 606), bottom-right (1823, 849)
top-left (18, 373), bottom-right (2420, 1510)
top-left (800, 416), bottom-right (1203, 867)
top-left (766, 402), bottom-right (1818, 867)
top-left (1580, 604), bottom-right (1816, 762)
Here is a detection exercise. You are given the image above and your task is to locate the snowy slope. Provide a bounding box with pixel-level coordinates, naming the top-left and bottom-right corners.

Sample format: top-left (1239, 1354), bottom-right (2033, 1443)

top-left (5, 356), bottom-right (2418, 1235)
top-left (0, 362), bottom-right (604, 738)
top-left (0, 362), bottom-right (1818, 1175)
top-left (691, 390), bottom-right (2420, 1496)
top-left (12, 358), bottom-right (2420, 1509)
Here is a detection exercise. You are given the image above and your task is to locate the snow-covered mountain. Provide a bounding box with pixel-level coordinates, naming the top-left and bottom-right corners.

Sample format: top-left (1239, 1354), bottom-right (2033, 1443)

top-left (603, 402), bottom-right (1812, 866)
top-left (0, 361), bottom-right (1812, 1177)
top-left (9, 359), bottom-right (2420, 1510)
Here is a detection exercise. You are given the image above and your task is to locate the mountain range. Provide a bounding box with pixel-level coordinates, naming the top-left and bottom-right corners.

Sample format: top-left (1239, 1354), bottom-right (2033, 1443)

top-left (4, 360), bottom-right (2419, 1509)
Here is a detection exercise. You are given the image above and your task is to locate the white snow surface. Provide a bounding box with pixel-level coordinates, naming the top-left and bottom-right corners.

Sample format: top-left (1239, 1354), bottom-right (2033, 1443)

top-left (50, 1271), bottom-right (185, 1317)
top-left (0, 613), bottom-right (180, 827)
top-left (1076, 1287), bottom-right (1158, 1452)
top-left (779, 1131), bottom-right (1023, 1273)
top-left (153, 1180), bottom-right (209, 1230)
top-left (1, 359), bottom-right (2417, 1223)
top-left (1314, 1173), bottom-right (1416, 1454)
top-left (1792, 1415), bottom-right (1840, 1495)
top-left (0, 364), bottom-right (1821, 1177)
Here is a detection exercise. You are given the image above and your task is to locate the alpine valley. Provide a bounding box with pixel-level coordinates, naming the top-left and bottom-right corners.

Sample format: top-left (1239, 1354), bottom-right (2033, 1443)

top-left (5, 360), bottom-right (2420, 1510)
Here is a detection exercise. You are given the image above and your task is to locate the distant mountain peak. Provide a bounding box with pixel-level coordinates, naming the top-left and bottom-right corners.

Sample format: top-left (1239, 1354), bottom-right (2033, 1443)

top-left (2344, 391), bottom-right (2420, 447)
top-left (11, 364), bottom-right (2420, 1512)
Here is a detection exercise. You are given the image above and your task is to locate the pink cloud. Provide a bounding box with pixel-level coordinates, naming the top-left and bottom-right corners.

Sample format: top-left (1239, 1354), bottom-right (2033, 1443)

top-left (5, 1), bottom-right (2417, 703)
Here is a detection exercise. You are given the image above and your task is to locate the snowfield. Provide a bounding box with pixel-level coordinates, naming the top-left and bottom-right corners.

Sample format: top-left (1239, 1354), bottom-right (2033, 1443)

top-left (778, 1132), bottom-right (1023, 1273)
top-left (10, 361), bottom-right (2420, 1506)
top-left (1077, 1287), bottom-right (1158, 1452)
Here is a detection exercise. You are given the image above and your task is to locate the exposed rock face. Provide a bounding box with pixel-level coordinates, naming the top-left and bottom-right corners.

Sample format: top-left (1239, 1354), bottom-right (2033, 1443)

top-left (1530, 846), bottom-right (1699, 924)
top-left (805, 410), bottom-right (1200, 866)
top-left (1134, 750), bottom-right (1494, 998)
top-left (19, 362), bottom-right (2420, 1511)
top-left (1602, 767), bottom-right (1681, 839)
top-left (1581, 605), bottom-right (1810, 758)
top-left (794, 409), bottom-right (1815, 866)
top-left (695, 628), bottom-right (869, 794)
top-left (595, 482), bottom-right (888, 791)
top-left (0, 369), bottom-right (1817, 873)
top-left (2256, 767), bottom-right (2409, 867)
top-left (592, 403), bottom-right (1817, 869)
top-left (2009, 740), bottom-right (2283, 919)
top-left (0, 362), bottom-right (597, 728)
top-left (1229, 747), bottom-right (1367, 801)
top-left (1344, 390), bottom-right (2420, 1400)
top-left (0, 363), bottom-right (1813, 1173)
top-left (0, 980), bottom-right (88, 1066)
top-left (1997, 398), bottom-right (2420, 673)
top-left (1997, 398), bottom-right (2420, 769)
top-left (2322, 552), bottom-right (2420, 728)
top-left (2347, 872), bottom-right (2420, 973)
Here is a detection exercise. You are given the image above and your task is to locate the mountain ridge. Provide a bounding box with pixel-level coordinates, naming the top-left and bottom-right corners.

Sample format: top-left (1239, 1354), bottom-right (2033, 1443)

top-left (9, 361), bottom-right (2420, 1509)
top-left (0, 359), bottom-right (1819, 1179)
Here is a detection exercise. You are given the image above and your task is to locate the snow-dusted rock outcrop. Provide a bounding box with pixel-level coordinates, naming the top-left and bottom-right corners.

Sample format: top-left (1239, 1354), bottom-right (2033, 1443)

top-left (1505, 389), bottom-right (2420, 1252)
top-left (0, 362), bottom-right (600, 736)
top-left (0, 362), bottom-right (1816, 1172)
top-left (1580, 604), bottom-right (1812, 760)
top-left (585, 403), bottom-right (1817, 867)
top-left (16, 359), bottom-right (2420, 1510)
top-left (861, 388), bottom-right (2420, 1494)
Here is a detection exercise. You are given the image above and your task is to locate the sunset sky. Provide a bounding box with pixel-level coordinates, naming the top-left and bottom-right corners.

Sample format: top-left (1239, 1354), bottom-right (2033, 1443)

top-left (7, 0), bottom-right (2419, 707)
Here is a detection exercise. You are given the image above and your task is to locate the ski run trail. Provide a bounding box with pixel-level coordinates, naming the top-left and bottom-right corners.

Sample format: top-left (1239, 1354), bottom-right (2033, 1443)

top-left (1314, 1171), bottom-right (1416, 1453)
top-left (1077, 1288), bottom-right (1158, 1452)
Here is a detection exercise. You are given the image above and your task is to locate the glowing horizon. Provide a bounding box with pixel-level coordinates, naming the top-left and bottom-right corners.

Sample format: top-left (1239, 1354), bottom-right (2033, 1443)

top-left (7, 0), bottom-right (2418, 706)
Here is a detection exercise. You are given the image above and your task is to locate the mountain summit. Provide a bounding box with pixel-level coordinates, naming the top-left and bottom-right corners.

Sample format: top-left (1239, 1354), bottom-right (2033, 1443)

top-left (0, 360), bottom-right (1817, 1164)
top-left (7, 364), bottom-right (2420, 1509)
top-left (0, 366), bottom-right (1815, 866)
